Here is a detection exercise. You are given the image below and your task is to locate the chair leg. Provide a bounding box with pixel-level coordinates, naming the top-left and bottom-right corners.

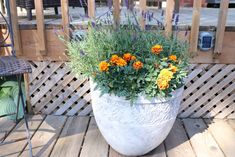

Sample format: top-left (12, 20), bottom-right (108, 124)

top-left (54, 7), bottom-right (58, 15)
top-left (17, 74), bottom-right (33, 157)
top-left (26, 9), bottom-right (32, 21)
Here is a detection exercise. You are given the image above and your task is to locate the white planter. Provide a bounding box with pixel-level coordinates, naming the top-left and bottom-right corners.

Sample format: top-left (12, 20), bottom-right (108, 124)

top-left (90, 82), bottom-right (184, 156)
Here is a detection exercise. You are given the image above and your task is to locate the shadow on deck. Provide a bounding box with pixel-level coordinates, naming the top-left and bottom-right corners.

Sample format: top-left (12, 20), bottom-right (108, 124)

top-left (0, 115), bottom-right (235, 157)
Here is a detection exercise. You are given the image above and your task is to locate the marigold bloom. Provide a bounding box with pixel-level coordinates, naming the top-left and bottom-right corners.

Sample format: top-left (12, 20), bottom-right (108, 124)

top-left (131, 56), bottom-right (136, 60)
top-left (151, 44), bottom-right (163, 54)
top-left (116, 58), bottom-right (127, 66)
top-left (123, 53), bottom-right (132, 62)
top-left (99, 61), bottom-right (109, 72)
top-left (110, 55), bottom-right (119, 64)
top-left (133, 61), bottom-right (143, 70)
top-left (156, 78), bottom-right (169, 90)
top-left (159, 69), bottom-right (173, 81)
top-left (169, 55), bottom-right (177, 61)
top-left (169, 64), bottom-right (178, 73)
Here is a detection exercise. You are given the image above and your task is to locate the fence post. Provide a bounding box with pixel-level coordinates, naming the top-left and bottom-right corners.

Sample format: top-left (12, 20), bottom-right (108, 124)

top-left (165, 0), bottom-right (175, 37)
top-left (34, 0), bottom-right (47, 55)
top-left (139, 0), bottom-right (146, 30)
top-left (189, 0), bottom-right (202, 55)
top-left (9, 1), bottom-right (22, 55)
top-left (88, 0), bottom-right (95, 18)
top-left (113, 0), bottom-right (120, 28)
top-left (61, 0), bottom-right (70, 41)
top-left (214, 0), bottom-right (229, 54)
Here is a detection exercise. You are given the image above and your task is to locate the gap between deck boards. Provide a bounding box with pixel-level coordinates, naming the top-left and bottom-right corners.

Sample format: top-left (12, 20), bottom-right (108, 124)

top-left (0, 115), bottom-right (235, 157)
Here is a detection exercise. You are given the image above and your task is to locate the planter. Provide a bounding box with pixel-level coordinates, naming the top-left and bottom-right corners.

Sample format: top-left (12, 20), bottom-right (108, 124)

top-left (90, 82), bottom-right (184, 156)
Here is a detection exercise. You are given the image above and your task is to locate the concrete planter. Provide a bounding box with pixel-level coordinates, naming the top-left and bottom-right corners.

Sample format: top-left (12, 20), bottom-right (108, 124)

top-left (90, 82), bottom-right (184, 156)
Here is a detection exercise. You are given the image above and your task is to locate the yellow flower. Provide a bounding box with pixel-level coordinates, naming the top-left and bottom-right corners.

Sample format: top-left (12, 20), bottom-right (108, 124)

top-left (116, 58), bottom-right (127, 66)
top-left (158, 69), bottom-right (173, 81)
top-left (123, 53), bottom-right (132, 62)
top-left (169, 55), bottom-right (177, 61)
top-left (156, 78), bottom-right (169, 90)
top-left (169, 64), bottom-right (178, 73)
top-left (151, 44), bottom-right (163, 54)
top-left (133, 61), bottom-right (143, 70)
top-left (99, 61), bottom-right (109, 72)
top-left (161, 57), bottom-right (168, 61)
top-left (110, 55), bottom-right (119, 64)
top-left (131, 56), bottom-right (136, 60)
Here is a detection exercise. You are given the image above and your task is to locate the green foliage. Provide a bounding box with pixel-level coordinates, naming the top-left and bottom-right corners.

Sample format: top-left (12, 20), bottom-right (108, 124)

top-left (67, 23), bottom-right (189, 102)
top-left (0, 81), bottom-right (25, 120)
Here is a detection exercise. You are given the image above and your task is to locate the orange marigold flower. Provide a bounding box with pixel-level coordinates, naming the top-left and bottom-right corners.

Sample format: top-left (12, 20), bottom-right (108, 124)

top-left (131, 56), bottom-right (136, 60)
top-left (116, 58), bottom-right (127, 66)
top-left (169, 55), bottom-right (177, 61)
top-left (123, 53), bottom-right (132, 62)
top-left (151, 44), bottom-right (163, 54)
top-left (156, 78), bottom-right (170, 90)
top-left (99, 61), bottom-right (109, 72)
top-left (133, 61), bottom-right (143, 70)
top-left (169, 64), bottom-right (178, 73)
top-left (110, 55), bottom-right (119, 64)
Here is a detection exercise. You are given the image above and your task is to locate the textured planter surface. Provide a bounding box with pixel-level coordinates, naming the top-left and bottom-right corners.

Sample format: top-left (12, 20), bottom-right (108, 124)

top-left (90, 82), bottom-right (184, 156)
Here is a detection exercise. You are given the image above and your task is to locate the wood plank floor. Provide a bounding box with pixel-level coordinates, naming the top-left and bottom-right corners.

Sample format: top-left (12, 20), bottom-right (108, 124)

top-left (0, 115), bottom-right (235, 157)
top-left (0, 7), bottom-right (235, 28)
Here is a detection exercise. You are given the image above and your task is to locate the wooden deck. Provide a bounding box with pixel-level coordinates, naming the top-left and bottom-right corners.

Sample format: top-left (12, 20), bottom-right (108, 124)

top-left (1, 7), bottom-right (235, 29)
top-left (0, 115), bottom-right (235, 157)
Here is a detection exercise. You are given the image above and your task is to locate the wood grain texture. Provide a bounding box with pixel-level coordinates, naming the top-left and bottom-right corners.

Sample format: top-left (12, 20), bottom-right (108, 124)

top-left (142, 143), bottom-right (166, 157)
top-left (19, 115), bottom-right (67, 157)
top-left (50, 117), bottom-right (89, 157)
top-left (113, 0), bottom-right (120, 28)
top-left (164, 120), bottom-right (196, 157)
top-left (61, 0), bottom-right (70, 41)
top-left (204, 119), bottom-right (235, 157)
top-left (80, 117), bottom-right (108, 157)
top-left (34, 0), bottom-right (47, 55)
top-left (183, 119), bottom-right (225, 157)
top-left (165, 0), bottom-right (175, 37)
top-left (0, 119), bottom-right (16, 142)
top-left (214, 0), bottom-right (229, 54)
top-left (0, 115), bottom-right (44, 157)
top-left (139, 0), bottom-right (147, 30)
top-left (9, 0), bottom-right (22, 55)
top-left (189, 0), bottom-right (202, 55)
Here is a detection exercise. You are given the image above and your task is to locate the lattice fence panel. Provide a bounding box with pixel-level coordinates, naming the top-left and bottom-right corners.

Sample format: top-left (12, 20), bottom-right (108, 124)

top-left (28, 61), bottom-right (235, 118)
top-left (28, 61), bottom-right (92, 116)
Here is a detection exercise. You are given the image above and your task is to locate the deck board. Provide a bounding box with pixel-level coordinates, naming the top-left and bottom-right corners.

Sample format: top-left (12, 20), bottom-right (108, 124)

top-left (80, 117), bottom-right (109, 157)
top-left (0, 115), bottom-right (235, 157)
top-left (0, 115), bottom-right (44, 157)
top-left (0, 118), bottom-right (16, 142)
top-left (164, 119), bottom-right (196, 157)
top-left (183, 118), bottom-right (225, 157)
top-left (19, 115), bottom-right (67, 157)
top-left (204, 119), bottom-right (235, 157)
top-left (50, 116), bottom-right (89, 157)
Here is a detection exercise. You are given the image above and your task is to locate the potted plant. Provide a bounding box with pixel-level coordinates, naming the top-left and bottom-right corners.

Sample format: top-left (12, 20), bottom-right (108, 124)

top-left (67, 22), bottom-right (189, 156)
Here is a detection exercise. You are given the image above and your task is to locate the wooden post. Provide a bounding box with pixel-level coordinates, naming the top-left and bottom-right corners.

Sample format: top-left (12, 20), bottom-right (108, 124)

top-left (34, 0), bottom-right (47, 55)
top-left (165, 0), bottom-right (175, 37)
top-left (139, 0), bottom-right (147, 30)
top-left (113, 0), bottom-right (120, 28)
top-left (88, 0), bottom-right (95, 18)
top-left (9, 1), bottom-right (22, 55)
top-left (24, 73), bottom-right (33, 114)
top-left (61, 0), bottom-right (70, 41)
top-left (189, 0), bottom-right (202, 55)
top-left (214, 0), bottom-right (229, 54)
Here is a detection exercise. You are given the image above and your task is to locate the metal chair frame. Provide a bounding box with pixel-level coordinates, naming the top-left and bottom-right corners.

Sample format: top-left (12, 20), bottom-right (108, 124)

top-left (0, 1), bottom-right (33, 157)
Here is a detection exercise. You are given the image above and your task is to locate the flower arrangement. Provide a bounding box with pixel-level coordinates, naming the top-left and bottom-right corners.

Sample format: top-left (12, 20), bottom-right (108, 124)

top-left (67, 24), bottom-right (189, 102)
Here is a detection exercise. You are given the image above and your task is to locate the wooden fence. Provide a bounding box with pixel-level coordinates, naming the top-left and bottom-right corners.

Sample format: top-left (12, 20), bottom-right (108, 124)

top-left (7, 0), bottom-right (231, 59)
top-left (3, 0), bottom-right (234, 118)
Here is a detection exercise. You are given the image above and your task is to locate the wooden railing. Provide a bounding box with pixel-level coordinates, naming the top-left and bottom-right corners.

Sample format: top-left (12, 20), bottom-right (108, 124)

top-left (7, 0), bottom-right (230, 61)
